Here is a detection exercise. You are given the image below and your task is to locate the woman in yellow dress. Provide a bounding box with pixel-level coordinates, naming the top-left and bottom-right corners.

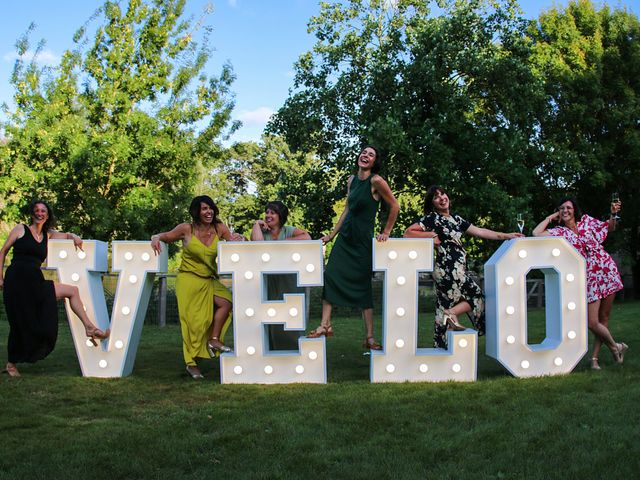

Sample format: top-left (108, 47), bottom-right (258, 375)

top-left (151, 195), bottom-right (242, 379)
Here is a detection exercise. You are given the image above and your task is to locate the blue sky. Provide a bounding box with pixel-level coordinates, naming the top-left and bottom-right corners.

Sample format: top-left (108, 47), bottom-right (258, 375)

top-left (1, 1), bottom-right (638, 143)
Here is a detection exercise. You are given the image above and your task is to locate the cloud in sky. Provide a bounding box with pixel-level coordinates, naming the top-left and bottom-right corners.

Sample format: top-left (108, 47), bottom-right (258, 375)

top-left (228, 0), bottom-right (238, 7)
top-left (237, 106), bottom-right (274, 126)
top-left (3, 49), bottom-right (60, 66)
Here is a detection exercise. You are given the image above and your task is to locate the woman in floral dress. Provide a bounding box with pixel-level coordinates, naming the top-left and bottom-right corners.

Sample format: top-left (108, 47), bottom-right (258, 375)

top-left (533, 197), bottom-right (627, 369)
top-left (404, 186), bottom-right (522, 349)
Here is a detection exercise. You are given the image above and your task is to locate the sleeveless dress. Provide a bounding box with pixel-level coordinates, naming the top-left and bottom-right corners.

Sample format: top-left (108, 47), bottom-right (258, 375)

top-left (261, 225), bottom-right (304, 350)
top-left (3, 225), bottom-right (58, 363)
top-left (323, 175), bottom-right (379, 309)
top-left (175, 231), bottom-right (232, 366)
top-left (419, 212), bottom-right (485, 349)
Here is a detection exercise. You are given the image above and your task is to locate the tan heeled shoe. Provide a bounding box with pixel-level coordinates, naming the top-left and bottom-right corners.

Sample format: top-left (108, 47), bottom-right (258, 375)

top-left (207, 337), bottom-right (231, 356)
top-left (613, 342), bottom-right (628, 364)
top-left (186, 365), bottom-right (204, 379)
top-left (590, 357), bottom-right (601, 370)
top-left (85, 325), bottom-right (110, 346)
top-left (443, 312), bottom-right (465, 331)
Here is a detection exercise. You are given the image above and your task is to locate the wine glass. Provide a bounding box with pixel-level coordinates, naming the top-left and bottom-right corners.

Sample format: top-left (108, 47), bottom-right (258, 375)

top-left (228, 215), bottom-right (235, 234)
top-left (611, 193), bottom-right (621, 220)
top-left (516, 213), bottom-right (524, 234)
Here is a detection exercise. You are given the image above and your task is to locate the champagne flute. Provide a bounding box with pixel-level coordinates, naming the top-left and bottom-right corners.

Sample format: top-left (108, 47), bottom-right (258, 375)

top-left (611, 193), bottom-right (621, 220)
top-left (516, 213), bottom-right (525, 234)
top-left (228, 215), bottom-right (235, 234)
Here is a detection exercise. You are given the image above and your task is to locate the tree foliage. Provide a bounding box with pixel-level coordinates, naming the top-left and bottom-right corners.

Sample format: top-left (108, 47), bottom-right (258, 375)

top-left (268, 0), bottom-right (545, 258)
top-left (0, 0), bottom-right (237, 239)
top-left (269, 0), bottom-right (640, 282)
top-left (530, 0), bottom-right (640, 279)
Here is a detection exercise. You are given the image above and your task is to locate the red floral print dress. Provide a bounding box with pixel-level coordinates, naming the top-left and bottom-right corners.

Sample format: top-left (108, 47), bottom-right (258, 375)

top-left (548, 215), bottom-right (623, 303)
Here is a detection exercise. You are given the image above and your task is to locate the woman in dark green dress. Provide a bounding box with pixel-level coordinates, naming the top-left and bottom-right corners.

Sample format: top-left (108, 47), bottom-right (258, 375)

top-left (251, 201), bottom-right (311, 350)
top-left (307, 146), bottom-right (399, 350)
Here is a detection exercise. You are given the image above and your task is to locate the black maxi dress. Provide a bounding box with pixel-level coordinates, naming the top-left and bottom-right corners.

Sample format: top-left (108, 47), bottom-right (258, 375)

top-left (3, 225), bottom-right (58, 363)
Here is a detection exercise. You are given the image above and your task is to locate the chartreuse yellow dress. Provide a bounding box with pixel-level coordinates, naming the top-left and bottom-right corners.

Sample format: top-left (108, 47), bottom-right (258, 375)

top-left (176, 232), bottom-right (232, 366)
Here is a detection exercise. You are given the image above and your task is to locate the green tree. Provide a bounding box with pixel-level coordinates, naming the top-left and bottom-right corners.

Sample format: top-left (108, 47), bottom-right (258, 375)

top-left (217, 135), bottom-right (323, 237)
top-left (530, 0), bottom-right (640, 292)
top-left (269, 0), bottom-right (545, 261)
top-left (1, 0), bottom-right (237, 239)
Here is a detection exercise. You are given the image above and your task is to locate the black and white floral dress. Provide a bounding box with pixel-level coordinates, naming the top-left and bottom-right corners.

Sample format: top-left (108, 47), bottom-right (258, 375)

top-left (419, 212), bottom-right (485, 349)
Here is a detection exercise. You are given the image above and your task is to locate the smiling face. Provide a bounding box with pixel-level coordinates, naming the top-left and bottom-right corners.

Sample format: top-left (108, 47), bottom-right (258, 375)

top-left (31, 202), bottom-right (49, 226)
top-left (431, 189), bottom-right (450, 214)
top-left (264, 208), bottom-right (281, 229)
top-left (558, 200), bottom-right (575, 224)
top-left (357, 147), bottom-right (378, 171)
top-left (199, 202), bottom-right (214, 225)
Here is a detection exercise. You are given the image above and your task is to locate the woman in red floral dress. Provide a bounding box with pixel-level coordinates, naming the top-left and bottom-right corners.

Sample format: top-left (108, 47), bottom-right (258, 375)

top-left (533, 197), bottom-right (627, 369)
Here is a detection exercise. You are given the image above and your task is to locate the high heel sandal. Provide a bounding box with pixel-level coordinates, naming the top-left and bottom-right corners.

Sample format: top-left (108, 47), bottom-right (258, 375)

top-left (207, 337), bottom-right (232, 356)
top-left (363, 336), bottom-right (382, 351)
top-left (307, 325), bottom-right (333, 338)
top-left (590, 357), bottom-right (601, 370)
top-left (443, 311), bottom-right (465, 331)
top-left (186, 365), bottom-right (204, 379)
top-left (613, 342), bottom-right (628, 364)
top-left (85, 325), bottom-right (110, 346)
top-left (3, 363), bottom-right (20, 378)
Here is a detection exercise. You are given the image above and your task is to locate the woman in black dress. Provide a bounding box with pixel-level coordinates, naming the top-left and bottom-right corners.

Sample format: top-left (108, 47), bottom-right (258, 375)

top-left (0, 200), bottom-right (109, 377)
top-left (404, 186), bottom-right (522, 349)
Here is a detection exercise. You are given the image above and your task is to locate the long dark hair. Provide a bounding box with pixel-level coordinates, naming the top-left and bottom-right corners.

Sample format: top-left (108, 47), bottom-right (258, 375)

top-left (556, 197), bottom-right (583, 226)
top-left (265, 201), bottom-right (289, 227)
top-left (28, 199), bottom-right (57, 232)
top-left (189, 195), bottom-right (221, 226)
top-left (355, 145), bottom-right (382, 174)
top-left (423, 185), bottom-right (447, 216)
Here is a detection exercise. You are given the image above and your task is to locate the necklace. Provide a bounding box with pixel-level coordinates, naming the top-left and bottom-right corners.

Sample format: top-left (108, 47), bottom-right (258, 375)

top-left (197, 225), bottom-right (214, 237)
top-left (29, 225), bottom-right (43, 242)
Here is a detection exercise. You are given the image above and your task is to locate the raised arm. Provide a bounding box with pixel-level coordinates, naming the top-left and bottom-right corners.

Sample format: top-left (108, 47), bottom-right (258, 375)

top-left (250, 220), bottom-right (268, 241)
top-left (371, 175), bottom-right (399, 242)
top-left (466, 225), bottom-right (523, 241)
top-left (151, 223), bottom-right (190, 254)
top-left (532, 211), bottom-right (560, 237)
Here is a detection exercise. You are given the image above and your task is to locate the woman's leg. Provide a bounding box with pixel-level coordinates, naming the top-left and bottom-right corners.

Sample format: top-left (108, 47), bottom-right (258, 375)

top-left (362, 307), bottom-right (382, 349)
top-left (307, 300), bottom-right (334, 337)
top-left (53, 282), bottom-right (108, 338)
top-left (587, 299), bottom-right (618, 353)
top-left (208, 295), bottom-right (232, 349)
top-left (592, 294), bottom-right (616, 364)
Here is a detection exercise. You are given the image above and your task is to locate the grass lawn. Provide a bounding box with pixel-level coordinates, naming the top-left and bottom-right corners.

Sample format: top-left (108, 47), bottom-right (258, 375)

top-left (1, 301), bottom-right (639, 479)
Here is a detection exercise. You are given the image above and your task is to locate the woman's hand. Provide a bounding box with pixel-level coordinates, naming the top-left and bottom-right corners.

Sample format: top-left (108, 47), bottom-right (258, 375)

top-left (320, 233), bottom-right (334, 244)
top-left (151, 235), bottom-right (162, 255)
top-left (255, 219), bottom-right (268, 231)
top-left (376, 232), bottom-right (390, 242)
top-left (611, 200), bottom-right (622, 215)
top-left (229, 232), bottom-right (246, 241)
top-left (504, 232), bottom-right (525, 240)
top-left (548, 211), bottom-right (560, 223)
top-left (69, 233), bottom-right (83, 251)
